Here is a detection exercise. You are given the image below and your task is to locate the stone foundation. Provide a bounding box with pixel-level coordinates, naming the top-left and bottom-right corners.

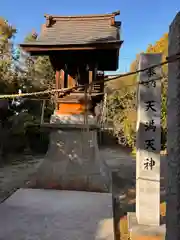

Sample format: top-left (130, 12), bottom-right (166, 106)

top-left (28, 114), bottom-right (111, 192)
top-left (127, 212), bottom-right (166, 240)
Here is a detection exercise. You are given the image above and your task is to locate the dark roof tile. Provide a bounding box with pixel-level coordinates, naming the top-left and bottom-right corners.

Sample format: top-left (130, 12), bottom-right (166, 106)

top-left (23, 12), bottom-right (121, 46)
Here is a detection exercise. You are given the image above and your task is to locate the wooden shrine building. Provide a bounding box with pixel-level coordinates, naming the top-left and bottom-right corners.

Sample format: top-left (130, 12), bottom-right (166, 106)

top-left (20, 11), bottom-right (123, 116)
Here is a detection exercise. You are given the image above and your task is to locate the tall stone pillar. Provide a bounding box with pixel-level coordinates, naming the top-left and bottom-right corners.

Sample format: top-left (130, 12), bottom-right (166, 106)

top-left (127, 53), bottom-right (165, 239)
top-left (136, 53), bottom-right (162, 226)
top-left (166, 12), bottom-right (180, 240)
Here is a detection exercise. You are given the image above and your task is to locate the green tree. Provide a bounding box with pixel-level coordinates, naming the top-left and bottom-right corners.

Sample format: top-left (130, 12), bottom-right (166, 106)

top-left (23, 31), bottom-right (55, 90)
top-left (0, 17), bottom-right (17, 93)
top-left (24, 31), bottom-right (37, 42)
top-left (106, 33), bottom-right (168, 151)
top-left (0, 17), bottom-right (16, 40)
top-left (0, 27), bottom-right (55, 159)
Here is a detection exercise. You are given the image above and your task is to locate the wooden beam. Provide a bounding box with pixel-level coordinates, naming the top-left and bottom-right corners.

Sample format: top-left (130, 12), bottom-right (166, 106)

top-left (110, 17), bottom-right (115, 26)
top-left (20, 42), bottom-right (123, 52)
top-left (46, 15), bottom-right (53, 27)
top-left (45, 12), bottom-right (120, 19)
top-left (112, 10), bottom-right (120, 16)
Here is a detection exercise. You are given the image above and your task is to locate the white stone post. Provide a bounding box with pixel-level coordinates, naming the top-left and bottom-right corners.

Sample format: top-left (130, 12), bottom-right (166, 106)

top-left (136, 53), bottom-right (162, 226)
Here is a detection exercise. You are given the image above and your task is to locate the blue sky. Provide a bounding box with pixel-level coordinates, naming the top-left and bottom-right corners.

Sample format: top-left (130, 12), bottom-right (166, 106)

top-left (1, 0), bottom-right (180, 73)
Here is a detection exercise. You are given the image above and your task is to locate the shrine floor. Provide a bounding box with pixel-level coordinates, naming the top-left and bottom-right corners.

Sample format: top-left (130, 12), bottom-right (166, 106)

top-left (0, 188), bottom-right (114, 240)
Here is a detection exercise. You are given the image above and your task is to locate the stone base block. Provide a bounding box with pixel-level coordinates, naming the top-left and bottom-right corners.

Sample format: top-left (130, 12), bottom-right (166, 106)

top-left (52, 113), bottom-right (96, 124)
top-left (127, 212), bottom-right (166, 240)
top-left (27, 114), bottom-right (111, 193)
top-left (30, 174), bottom-right (108, 193)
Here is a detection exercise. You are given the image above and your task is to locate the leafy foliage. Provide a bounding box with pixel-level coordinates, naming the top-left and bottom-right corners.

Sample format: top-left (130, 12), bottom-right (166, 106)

top-left (106, 33), bottom-right (168, 150)
top-left (0, 21), bottom-right (55, 160)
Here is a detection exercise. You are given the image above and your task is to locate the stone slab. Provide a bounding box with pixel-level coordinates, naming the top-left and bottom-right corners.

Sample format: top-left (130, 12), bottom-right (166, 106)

top-left (0, 188), bottom-right (114, 240)
top-left (127, 212), bottom-right (165, 240)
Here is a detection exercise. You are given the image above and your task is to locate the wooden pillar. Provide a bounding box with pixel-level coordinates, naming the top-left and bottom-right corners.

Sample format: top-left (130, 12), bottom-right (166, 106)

top-left (55, 65), bottom-right (96, 115)
top-left (60, 70), bottom-right (65, 88)
top-left (88, 70), bottom-right (93, 92)
top-left (55, 71), bottom-right (60, 110)
top-left (78, 66), bottom-right (89, 85)
top-left (93, 66), bottom-right (98, 82)
top-left (89, 71), bottom-right (93, 84)
top-left (64, 70), bottom-right (68, 88)
top-left (67, 74), bottom-right (76, 88)
top-left (88, 64), bottom-right (97, 91)
top-left (65, 66), bottom-right (78, 88)
top-left (55, 71), bottom-right (60, 89)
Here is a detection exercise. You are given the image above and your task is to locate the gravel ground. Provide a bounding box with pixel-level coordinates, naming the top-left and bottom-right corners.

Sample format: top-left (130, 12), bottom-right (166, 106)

top-left (0, 156), bottom-right (44, 203)
top-left (0, 146), bottom-right (166, 204)
top-left (0, 147), bottom-right (134, 203)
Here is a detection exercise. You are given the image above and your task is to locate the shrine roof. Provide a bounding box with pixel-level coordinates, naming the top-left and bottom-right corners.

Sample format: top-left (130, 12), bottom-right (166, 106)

top-left (20, 11), bottom-right (121, 49)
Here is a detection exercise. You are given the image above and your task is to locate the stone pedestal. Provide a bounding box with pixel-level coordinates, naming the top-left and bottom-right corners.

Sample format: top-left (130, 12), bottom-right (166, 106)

top-left (29, 114), bottom-right (111, 193)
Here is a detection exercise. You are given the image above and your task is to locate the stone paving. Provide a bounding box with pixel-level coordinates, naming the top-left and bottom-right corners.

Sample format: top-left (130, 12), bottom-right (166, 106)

top-left (0, 146), bottom-right (167, 239)
top-left (0, 188), bottom-right (114, 240)
top-left (0, 146), bottom-right (134, 239)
